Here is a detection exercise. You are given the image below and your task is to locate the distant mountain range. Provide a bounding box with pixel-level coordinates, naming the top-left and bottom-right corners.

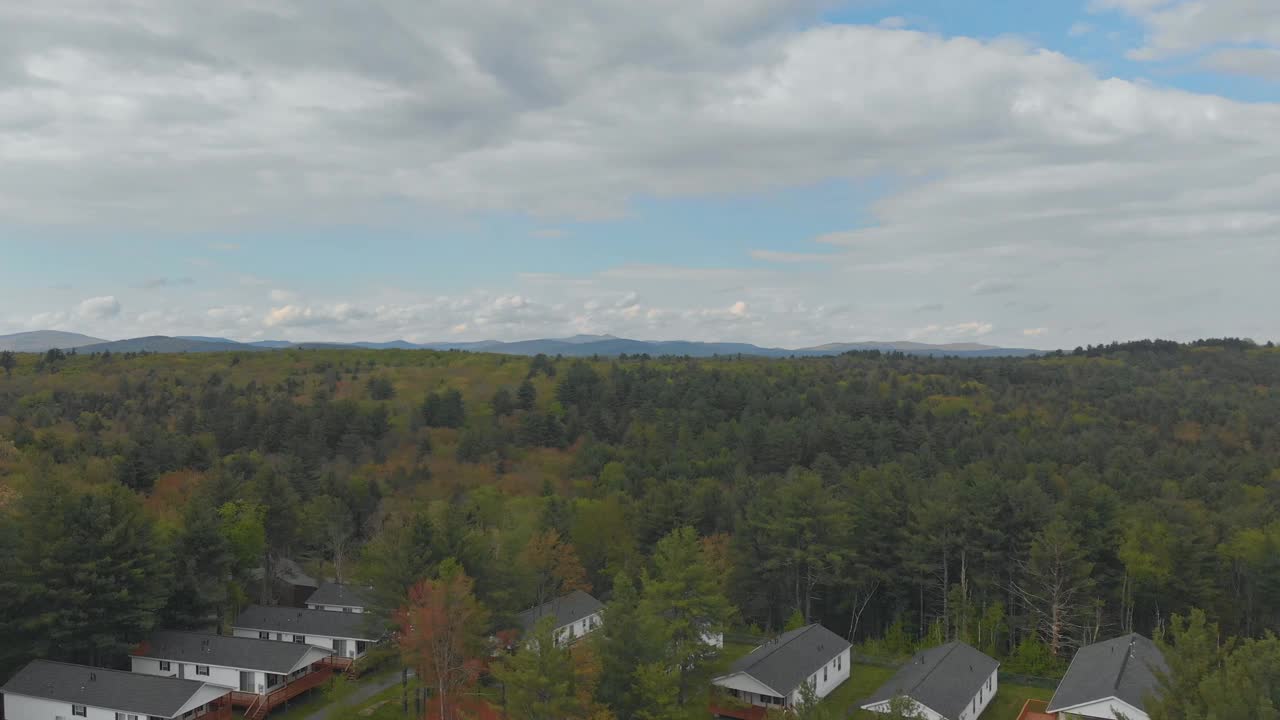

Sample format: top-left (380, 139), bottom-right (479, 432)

top-left (0, 330), bottom-right (1042, 358)
top-left (0, 330), bottom-right (106, 352)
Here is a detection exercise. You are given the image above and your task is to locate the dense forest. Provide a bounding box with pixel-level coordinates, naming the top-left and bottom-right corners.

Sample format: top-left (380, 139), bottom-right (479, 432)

top-left (1, 340), bottom-right (1278, 713)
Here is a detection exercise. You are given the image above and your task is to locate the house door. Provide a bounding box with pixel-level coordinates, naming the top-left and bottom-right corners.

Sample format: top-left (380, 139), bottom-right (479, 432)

top-left (178, 664), bottom-right (186, 679)
top-left (239, 672), bottom-right (254, 692)
top-left (334, 639), bottom-right (348, 657)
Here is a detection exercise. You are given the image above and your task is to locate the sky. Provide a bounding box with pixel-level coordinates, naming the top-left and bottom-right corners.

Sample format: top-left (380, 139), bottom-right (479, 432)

top-left (2, 0), bottom-right (1278, 349)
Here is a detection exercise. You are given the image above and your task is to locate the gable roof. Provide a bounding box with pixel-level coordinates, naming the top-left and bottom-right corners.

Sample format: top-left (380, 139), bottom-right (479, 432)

top-left (516, 590), bottom-right (604, 633)
top-left (135, 630), bottom-right (329, 674)
top-left (1, 660), bottom-right (222, 718)
top-left (233, 604), bottom-right (381, 640)
top-left (1047, 634), bottom-right (1167, 714)
top-left (861, 642), bottom-right (1000, 720)
top-left (307, 582), bottom-right (374, 609)
top-left (719, 624), bottom-right (852, 697)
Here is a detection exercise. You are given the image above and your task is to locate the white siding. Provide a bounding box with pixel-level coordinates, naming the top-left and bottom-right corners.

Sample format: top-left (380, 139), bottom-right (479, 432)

top-left (131, 656), bottom-right (267, 694)
top-left (306, 604), bottom-right (364, 614)
top-left (2, 694), bottom-right (134, 720)
top-left (229, 627), bottom-right (374, 659)
top-left (553, 612), bottom-right (602, 646)
top-left (0, 691), bottom-right (226, 720)
top-left (1054, 697), bottom-right (1148, 720)
top-left (787, 647), bottom-right (851, 706)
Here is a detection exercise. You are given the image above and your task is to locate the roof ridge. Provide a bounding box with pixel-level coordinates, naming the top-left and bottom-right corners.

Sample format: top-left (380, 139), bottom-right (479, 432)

top-left (907, 642), bottom-right (960, 695)
top-left (740, 624), bottom-right (819, 671)
top-left (1114, 635), bottom-right (1137, 691)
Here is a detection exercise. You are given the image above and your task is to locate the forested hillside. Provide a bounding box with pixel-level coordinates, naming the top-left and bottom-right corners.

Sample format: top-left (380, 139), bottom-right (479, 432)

top-left (1, 340), bottom-right (1278, 684)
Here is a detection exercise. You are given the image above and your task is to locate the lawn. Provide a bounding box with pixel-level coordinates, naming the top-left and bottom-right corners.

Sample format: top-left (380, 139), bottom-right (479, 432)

top-left (266, 669), bottom-right (403, 720)
top-left (982, 681), bottom-right (1053, 720)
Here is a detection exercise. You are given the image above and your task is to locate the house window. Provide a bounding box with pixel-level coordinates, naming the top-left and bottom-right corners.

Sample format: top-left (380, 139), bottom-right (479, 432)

top-left (343, 607), bottom-right (352, 613)
top-left (259, 631), bottom-right (270, 640)
top-left (196, 665), bottom-right (210, 676)
top-left (294, 635), bottom-right (305, 643)
top-left (159, 661), bottom-right (171, 671)
top-left (72, 705), bottom-right (87, 717)
top-left (823, 667), bottom-right (828, 682)
top-left (837, 654), bottom-right (842, 671)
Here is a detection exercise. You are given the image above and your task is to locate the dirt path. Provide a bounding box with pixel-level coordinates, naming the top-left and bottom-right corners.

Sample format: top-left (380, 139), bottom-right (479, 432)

top-left (303, 670), bottom-right (414, 720)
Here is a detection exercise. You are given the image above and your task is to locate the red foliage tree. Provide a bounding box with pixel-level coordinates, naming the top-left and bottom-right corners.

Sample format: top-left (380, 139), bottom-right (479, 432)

top-left (396, 568), bottom-right (490, 720)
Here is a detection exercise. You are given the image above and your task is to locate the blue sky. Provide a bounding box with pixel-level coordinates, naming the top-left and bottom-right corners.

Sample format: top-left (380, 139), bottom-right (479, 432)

top-left (2, 1), bottom-right (1278, 347)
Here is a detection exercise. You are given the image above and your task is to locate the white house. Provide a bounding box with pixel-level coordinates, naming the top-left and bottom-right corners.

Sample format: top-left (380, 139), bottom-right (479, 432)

top-left (232, 605), bottom-right (381, 660)
top-left (2, 660), bottom-right (232, 720)
top-left (516, 590), bottom-right (604, 647)
top-left (1046, 634), bottom-right (1167, 720)
top-left (712, 624), bottom-right (852, 710)
top-left (860, 641), bottom-right (999, 720)
top-left (131, 631), bottom-right (333, 697)
top-left (306, 582), bottom-right (374, 614)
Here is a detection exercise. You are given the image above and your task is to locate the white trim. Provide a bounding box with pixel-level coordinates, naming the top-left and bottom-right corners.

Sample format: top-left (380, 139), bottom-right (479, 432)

top-left (710, 671), bottom-right (786, 699)
top-left (1046, 695), bottom-right (1148, 719)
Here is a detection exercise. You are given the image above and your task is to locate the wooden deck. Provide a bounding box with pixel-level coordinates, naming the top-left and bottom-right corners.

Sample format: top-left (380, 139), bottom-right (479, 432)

top-left (232, 661), bottom-right (337, 719)
top-left (1016, 699), bottom-right (1056, 720)
top-left (709, 703), bottom-right (769, 720)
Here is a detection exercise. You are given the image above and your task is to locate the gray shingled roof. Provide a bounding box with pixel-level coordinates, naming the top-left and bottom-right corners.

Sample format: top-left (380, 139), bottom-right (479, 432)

top-left (2, 660), bottom-right (217, 718)
top-left (861, 642), bottom-right (999, 720)
top-left (516, 590), bottom-right (604, 633)
top-left (307, 582), bottom-right (374, 610)
top-left (234, 605), bottom-right (381, 640)
top-left (722, 624), bottom-right (852, 697)
top-left (1046, 634), bottom-right (1167, 714)
top-left (137, 630), bottom-right (326, 674)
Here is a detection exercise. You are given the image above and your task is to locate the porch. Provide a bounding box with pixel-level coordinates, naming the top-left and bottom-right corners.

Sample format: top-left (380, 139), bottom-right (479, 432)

top-left (230, 660), bottom-right (337, 719)
top-left (193, 696), bottom-right (235, 720)
top-left (708, 703), bottom-right (769, 720)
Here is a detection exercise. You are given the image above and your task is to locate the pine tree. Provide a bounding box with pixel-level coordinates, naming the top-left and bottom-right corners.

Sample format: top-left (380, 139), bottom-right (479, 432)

top-left (640, 526), bottom-right (733, 705)
top-left (163, 501), bottom-right (234, 629)
top-left (15, 480), bottom-right (171, 665)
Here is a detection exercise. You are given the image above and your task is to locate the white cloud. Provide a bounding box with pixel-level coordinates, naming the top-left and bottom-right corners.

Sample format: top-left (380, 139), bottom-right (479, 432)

top-left (1023, 327), bottom-right (1049, 337)
top-left (76, 296), bottom-right (121, 320)
top-left (1, 4), bottom-right (1278, 348)
top-left (1068, 22), bottom-right (1094, 37)
top-left (263, 303), bottom-right (368, 328)
top-left (1096, 0), bottom-right (1280, 71)
top-left (1202, 47), bottom-right (1280, 79)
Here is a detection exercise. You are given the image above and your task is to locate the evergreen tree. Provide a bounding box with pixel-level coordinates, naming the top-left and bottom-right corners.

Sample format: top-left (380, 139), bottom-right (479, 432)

top-left (517, 379), bottom-right (537, 411)
top-left (162, 501), bottom-right (234, 629)
top-left (640, 526), bottom-right (733, 705)
top-left (14, 480), bottom-right (171, 665)
top-left (593, 574), bottom-right (662, 718)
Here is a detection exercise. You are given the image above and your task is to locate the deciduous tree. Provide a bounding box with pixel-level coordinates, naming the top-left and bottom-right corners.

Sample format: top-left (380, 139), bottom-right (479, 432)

top-left (396, 565), bottom-right (489, 720)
